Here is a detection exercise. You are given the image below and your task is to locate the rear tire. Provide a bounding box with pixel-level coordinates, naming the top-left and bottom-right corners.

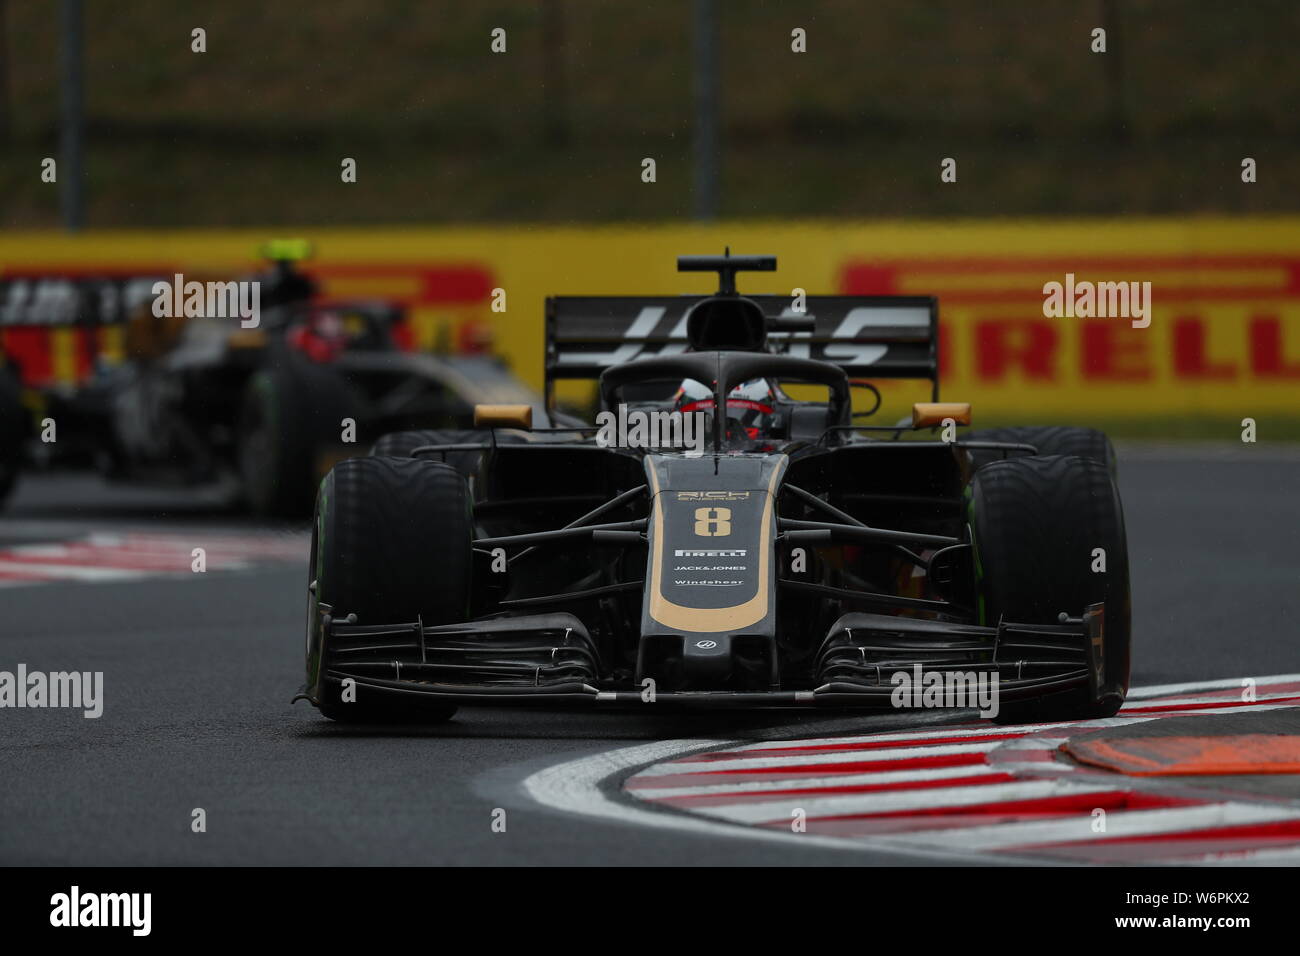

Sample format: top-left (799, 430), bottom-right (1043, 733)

top-left (238, 354), bottom-right (357, 517)
top-left (308, 456), bottom-right (471, 722)
top-left (965, 425), bottom-right (1116, 476)
top-left (965, 454), bottom-right (1131, 723)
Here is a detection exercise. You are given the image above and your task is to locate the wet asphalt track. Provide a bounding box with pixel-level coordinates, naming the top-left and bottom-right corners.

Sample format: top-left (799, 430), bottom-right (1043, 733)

top-left (2, 444), bottom-right (1298, 865)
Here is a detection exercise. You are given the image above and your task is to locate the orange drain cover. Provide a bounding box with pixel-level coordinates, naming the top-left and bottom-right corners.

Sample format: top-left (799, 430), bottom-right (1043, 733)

top-left (1063, 735), bottom-right (1300, 775)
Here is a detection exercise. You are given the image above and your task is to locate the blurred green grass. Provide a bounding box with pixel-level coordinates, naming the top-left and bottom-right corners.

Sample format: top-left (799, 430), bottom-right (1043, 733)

top-left (1, 0), bottom-right (1298, 226)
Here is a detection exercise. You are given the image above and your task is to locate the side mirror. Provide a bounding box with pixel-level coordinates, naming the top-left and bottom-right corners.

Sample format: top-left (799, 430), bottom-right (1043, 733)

top-left (474, 404), bottom-right (533, 429)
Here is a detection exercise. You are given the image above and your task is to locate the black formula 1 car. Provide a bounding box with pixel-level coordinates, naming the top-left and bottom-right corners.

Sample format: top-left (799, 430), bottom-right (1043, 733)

top-left (298, 253), bottom-right (1130, 724)
top-left (0, 243), bottom-right (539, 515)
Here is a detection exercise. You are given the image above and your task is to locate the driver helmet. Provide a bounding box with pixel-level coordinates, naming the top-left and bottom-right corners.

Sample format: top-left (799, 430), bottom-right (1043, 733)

top-left (674, 377), bottom-right (776, 442)
top-left (287, 309), bottom-right (349, 363)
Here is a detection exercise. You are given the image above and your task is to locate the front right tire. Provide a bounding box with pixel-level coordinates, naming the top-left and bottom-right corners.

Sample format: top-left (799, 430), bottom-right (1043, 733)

top-left (238, 354), bottom-right (358, 518)
top-left (965, 425), bottom-right (1117, 476)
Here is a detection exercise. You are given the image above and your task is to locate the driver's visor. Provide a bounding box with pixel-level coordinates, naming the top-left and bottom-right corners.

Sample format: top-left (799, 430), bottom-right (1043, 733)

top-left (679, 398), bottom-right (774, 414)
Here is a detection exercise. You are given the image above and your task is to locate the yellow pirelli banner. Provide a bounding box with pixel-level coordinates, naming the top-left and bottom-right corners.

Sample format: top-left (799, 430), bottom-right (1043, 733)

top-left (2, 218), bottom-right (1298, 420)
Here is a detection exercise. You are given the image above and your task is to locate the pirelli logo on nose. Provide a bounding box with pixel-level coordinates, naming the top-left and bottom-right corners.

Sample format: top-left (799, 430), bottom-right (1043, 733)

top-left (676, 491), bottom-right (750, 501)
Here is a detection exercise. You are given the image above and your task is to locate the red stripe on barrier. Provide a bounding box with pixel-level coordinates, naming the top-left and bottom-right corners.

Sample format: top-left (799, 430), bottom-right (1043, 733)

top-left (647, 772), bottom-right (1019, 808)
top-left (676, 731), bottom-right (1029, 761)
top-left (762, 790), bottom-right (1201, 828)
top-left (1007, 818), bottom-right (1300, 863)
top-left (628, 751), bottom-right (991, 789)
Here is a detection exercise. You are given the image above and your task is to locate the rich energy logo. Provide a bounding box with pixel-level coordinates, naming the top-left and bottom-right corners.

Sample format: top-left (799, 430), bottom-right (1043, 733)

top-left (50, 886), bottom-right (151, 936)
top-left (675, 549), bottom-right (746, 557)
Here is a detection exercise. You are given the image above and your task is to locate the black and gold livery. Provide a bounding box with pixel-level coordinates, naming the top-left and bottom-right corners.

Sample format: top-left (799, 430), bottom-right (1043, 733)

top-left (300, 253), bottom-right (1132, 724)
top-left (638, 455), bottom-right (786, 690)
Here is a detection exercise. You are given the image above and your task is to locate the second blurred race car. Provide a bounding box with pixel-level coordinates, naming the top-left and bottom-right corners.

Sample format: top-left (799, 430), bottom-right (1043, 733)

top-left (0, 241), bottom-right (539, 515)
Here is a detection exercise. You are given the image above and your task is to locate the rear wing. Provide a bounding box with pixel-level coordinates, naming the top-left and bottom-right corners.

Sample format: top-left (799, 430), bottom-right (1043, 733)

top-left (544, 294), bottom-right (939, 409)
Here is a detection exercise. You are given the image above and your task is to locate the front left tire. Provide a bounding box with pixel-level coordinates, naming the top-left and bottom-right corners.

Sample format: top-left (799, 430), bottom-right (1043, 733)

top-left (307, 455), bottom-right (472, 722)
top-left (238, 354), bottom-right (358, 517)
top-left (965, 454), bottom-right (1131, 723)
